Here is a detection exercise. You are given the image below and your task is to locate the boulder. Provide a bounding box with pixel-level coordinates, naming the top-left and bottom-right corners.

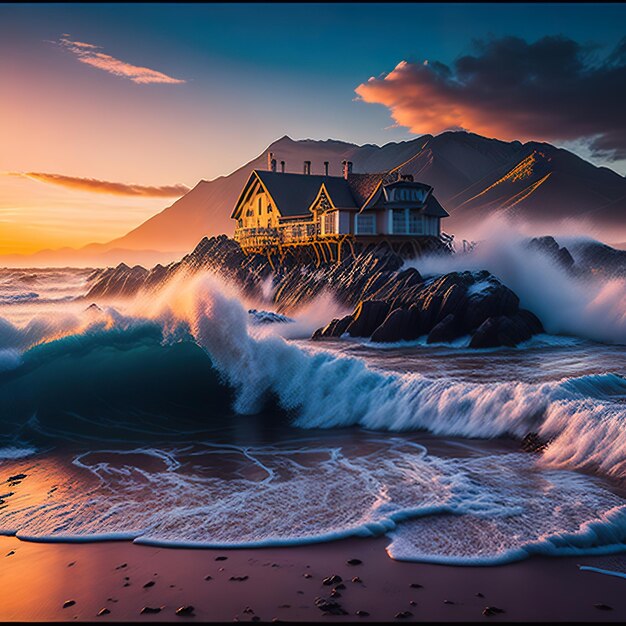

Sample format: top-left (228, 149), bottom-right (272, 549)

top-left (426, 314), bottom-right (461, 344)
top-left (346, 301), bottom-right (390, 337)
top-left (312, 315), bottom-right (353, 340)
top-left (469, 312), bottom-right (534, 349)
top-left (370, 307), bottom-right (420, 343)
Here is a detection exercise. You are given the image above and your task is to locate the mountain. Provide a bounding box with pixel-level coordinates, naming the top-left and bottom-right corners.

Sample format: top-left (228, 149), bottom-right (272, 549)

top-left (2, 131), bottom-right (625, 267)
top-left (107, 131), bottom-right (626, 254)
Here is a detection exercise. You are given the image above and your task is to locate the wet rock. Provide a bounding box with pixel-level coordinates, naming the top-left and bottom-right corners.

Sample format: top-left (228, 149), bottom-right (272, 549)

top-left (63, 600), bottom-right (76, 609)
top-left (322, 574), bottom-right (342, 586)
top-left (427, 313), bottom-right (460, 344)
top-left (140, 606), bottom-right (161, 614)
top-left (483, 606), bottom-right (505, 616)
top-left (594, 603), bottom-right (613, 611)
top-left (347, 558), bottom-right (362, 566)
top-left (312, 315), bottom-right (353, 340)
top-left (395, 610), bottom-right (413, 618)
top-left (356, 610), bottom-right (370, 617)
top-left (346, 301), bottom-right (391, 337)
top-left (315, 597), bottom-right (348, 616)
top-left (97, 608), bottom-right (110, 616)
top-left (371, 307), bottom-right (418, 343)
top-left (469, 312), bottom-right (534, 349)
top-left (175, 605), bottom-right (195, 616)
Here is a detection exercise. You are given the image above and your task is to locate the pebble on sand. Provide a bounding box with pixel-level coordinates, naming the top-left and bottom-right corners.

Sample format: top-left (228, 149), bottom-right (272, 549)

top-left (395, 610), bottom-right (413, 618)
top-left (143, 581), bottom-right (155, 588)
top-left (229, 575), bottom-right (249, 582)
top-left (63, 600), bottom-right (76, 609)
top-left (175, 605), bottom-right (195, 616)
top-left (215, 556), bottom-right (228, 561)
top-left (351, 576), bottom-right (363, 583)
top-left (347, 558), bottom-right (363, 565)
top-left (322, 574), bottom-right (342, 586)
top-left (356, 610), bottom-right (370, 617)
top-left (204, 575), bottom-right (213, 581)
top-left (409, 583), bottom-right (423, 589)
top-left (6, 551), bottom-right (15, 557)
top-left (483, 606), bottom-right (506, 616)
top-left (97, 608), bottom-right (110, 616)
top-left (140, 606), bottom-right (162, 614)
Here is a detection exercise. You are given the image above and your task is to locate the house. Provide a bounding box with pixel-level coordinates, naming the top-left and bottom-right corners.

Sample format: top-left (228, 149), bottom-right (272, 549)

top-left (231, 152), bottom-right (451, 261)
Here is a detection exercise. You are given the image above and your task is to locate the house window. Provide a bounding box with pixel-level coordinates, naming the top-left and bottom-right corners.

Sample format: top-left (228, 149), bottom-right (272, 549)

top-left (392, 209), bottom-right (406, 234)
top-left (409, 210), bottom-right (423, 234)
top-left (323, 211), bottom-right (336, 234)
top-left (356, 214), bottom-right (376, 235)
top-left (257, 197), bottom-right (263, 214)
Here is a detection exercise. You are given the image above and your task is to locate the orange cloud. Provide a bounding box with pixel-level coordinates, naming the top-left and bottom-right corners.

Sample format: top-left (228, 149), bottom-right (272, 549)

top-left (13, 172), bottom-right (189, 197)
top-left (58, 36), bottom-right (186, 85)
top-left (355, 36), bottom-right (626, 160)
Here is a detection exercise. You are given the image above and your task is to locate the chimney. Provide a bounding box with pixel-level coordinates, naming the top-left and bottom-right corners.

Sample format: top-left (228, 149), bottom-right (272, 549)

top-left (324, 161), bottom-right (329, 176)
top-left (280, 160), bottom-right (285, 173)
top-left (304, 160), bottom-right (311, 175)
top-left (268, 151), bottom-right (276, 172)
top-left (342, 160), bottom-right (353, 179)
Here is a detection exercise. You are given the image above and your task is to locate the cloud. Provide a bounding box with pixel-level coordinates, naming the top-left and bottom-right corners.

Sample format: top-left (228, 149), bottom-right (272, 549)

top-left (12, 172), bottom-right (190, 197)
top-left (57, 36), bottom-right (186, 85)
top-left (355, 35), bottom-right (626, 160)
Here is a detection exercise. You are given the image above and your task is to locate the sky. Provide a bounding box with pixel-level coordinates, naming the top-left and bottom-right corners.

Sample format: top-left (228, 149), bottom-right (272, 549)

top-left (1, 2), bottom-right (625, 254)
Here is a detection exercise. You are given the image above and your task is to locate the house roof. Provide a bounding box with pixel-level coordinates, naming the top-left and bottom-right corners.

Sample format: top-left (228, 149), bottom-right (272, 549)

top-left (254, 170), bottom-right (357, 217)
top-left (231, 169), bottom-right (448, 220)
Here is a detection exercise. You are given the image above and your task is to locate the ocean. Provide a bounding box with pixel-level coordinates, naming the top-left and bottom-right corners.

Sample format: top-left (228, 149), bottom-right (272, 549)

top-left (0, 257), bottom-right (624, 567)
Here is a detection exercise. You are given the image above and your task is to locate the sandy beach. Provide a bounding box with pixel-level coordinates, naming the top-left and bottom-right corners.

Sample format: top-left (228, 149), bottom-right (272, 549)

top-left (0, 534), bottom-right (624, 622)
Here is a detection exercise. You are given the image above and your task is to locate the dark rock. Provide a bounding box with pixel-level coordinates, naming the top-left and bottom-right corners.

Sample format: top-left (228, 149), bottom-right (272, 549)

top-left (409, 601), bottom-right (417, 606)
top-left (204, 575), bottom-right (213, 581)
top-left (469, 313), bottom-right (534, 349)
top-left (243, 607), bottom-right (254, 614)
top-left (409, 583), bottom-right (423, 589)
top-left (594, 604), bottom-right (613, 611)
top-left (315, 597), bottom-right (348, 615)
top-left (303, 573), bottom-right (312, 578)
top-left (517, 308), bottom-right (544, 334)
top-left (482, 606), bottom-right (505, 616)
top-left (68, 561), bottom-right (76, 567)
top-left (97, 608), bottom-right (110, 616)
top-left (115, 563), bottom-right (127, 569)
top-left (395, 610), bottom-right (413, 618)
top-left (351, 576), bottom-right (362, 583)
top-left (476, 592), bottom-right (485, 598)
top-left (215, 556), bottom-right (228, 561)
top-left (140, 606), bottom-right (161, 614)
top-left (347, 558), bottom-right (362, 565)
top-left (356, 610), bottom-right (370, 617)
top-left (346, 300), bottom-right (391, 337)
top-left (322, 574), bottom-right (342, 586)
top-left (312, 314), bottom-right (353, 340)
top-left (6, 550), bottom-right (15, 557)
top-left (63, 600), bottom-right (76, 609)
top-left (229, 575), bottom-right (249, 581)
top-left (143, 580), bottom-right (155, 588)
top-left (175, 605), bottom-right (195, 616)
top-left (7, 474), bottom-right (26, 482)
top-left (330, 590), bottom-right (342, 598)
top-left (443, 600), bottom-right (455, 604)
top-left (371, 307), bottom-right (419, 343)
top-left (427, 313), bottom-right (460, 344)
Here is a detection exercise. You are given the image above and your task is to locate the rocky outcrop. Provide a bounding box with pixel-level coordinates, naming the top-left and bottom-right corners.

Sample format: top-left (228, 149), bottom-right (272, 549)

top-left (85, 235), bottom-right (546, 349)
top-left (313, 269), bottom-right (544, 347)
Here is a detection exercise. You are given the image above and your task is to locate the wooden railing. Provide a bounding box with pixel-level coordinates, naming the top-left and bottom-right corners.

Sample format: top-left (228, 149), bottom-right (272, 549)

top-left (234, 221), bottom-right (322, 248)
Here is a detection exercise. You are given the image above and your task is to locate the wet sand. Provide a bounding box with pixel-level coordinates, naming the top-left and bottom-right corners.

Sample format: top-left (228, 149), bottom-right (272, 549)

top-left (0, 534), bottom-right (625, 622)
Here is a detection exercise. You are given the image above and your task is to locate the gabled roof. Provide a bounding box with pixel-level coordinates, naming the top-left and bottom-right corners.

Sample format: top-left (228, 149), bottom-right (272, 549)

top-left (231, 169), bottom-right (448, 220)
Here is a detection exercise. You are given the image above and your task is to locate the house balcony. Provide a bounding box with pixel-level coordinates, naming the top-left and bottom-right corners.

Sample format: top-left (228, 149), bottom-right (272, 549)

top-left (234, 220), bottom-right (323, 248)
